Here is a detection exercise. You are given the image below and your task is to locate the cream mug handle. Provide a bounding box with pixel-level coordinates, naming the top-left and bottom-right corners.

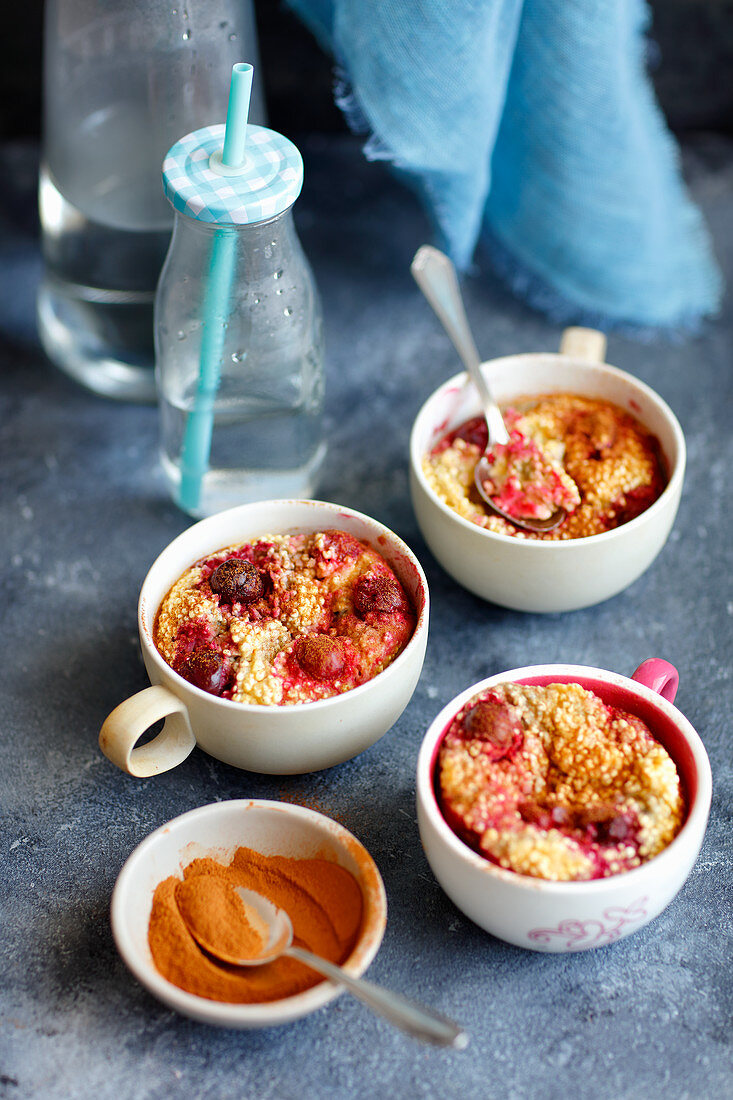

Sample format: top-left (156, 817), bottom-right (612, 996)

top-left (631, 658), bottom-right (679, 704)
top-left (99, 686), bottom-right (196, 777)
top-left (559, 327), bottom-right (607, 363)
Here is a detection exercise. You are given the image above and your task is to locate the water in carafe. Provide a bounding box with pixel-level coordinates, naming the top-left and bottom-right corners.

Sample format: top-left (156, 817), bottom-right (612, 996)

top-left (38, 1), bottom-right (264, 401)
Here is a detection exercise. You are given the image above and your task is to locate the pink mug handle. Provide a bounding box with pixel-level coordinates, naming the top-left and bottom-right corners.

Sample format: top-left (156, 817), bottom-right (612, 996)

top-left (631, 658), bottom-right (679, 704)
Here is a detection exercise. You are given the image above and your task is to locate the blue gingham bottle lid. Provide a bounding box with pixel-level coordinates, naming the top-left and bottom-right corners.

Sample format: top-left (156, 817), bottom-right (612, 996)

top-left (162, 123), bottom-right (303, 225)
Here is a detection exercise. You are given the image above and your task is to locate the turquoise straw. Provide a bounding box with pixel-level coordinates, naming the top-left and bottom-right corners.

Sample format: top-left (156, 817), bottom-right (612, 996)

top-left (223, 63), bottom-right (253, 168)
top-left (177, 63), bottom-right (254, 513)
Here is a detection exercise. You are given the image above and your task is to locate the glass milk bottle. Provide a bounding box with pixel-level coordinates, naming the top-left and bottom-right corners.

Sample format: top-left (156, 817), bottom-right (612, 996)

top-left (38, 0), bottom-right (264, 402)
top-left (155, 119), bottom-right (325, 516)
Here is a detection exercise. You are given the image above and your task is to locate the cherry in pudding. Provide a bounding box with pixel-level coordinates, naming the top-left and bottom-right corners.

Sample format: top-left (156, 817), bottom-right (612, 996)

top-left (353, 574), bottom-right (408, 617)
top-left (175, 648), bottom-right (230, 695)
top-left (294, 635), bottom-right (355, 681)
top-left (209, 559), bottom-right (268, 605)
top-left (462, 697), bottom-right (523, 759)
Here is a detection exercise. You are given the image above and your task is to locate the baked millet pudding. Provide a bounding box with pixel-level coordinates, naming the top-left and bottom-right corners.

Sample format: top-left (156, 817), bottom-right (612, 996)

top-left (437, 682), bottom-right (684, 881)
top-left (423, 393), bottom-right (667, 539)
top-left (154, 529), bottom-right (416, 705)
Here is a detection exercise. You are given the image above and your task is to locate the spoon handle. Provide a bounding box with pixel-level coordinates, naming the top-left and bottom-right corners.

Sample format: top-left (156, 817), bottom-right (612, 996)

top-left (286, 945), bottom-right (468, 1049)
top-left (411, 245), bottom-right (509, 445)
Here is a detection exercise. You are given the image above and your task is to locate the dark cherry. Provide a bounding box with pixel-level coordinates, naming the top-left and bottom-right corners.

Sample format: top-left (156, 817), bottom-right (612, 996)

top-left (452, 416), bottom-right (488, 450)
top-left (464, 698), bottom-right (519, 748)
top-left (610, 485), bottom-right (658, 528)
top-left (296, 635), bottom-right (346, 681)
top-left (353, 574), bottom-right (405, 617)
top-left (210, 558), bottom-right (266, 605)
top-left (575, 804), bottom-right (634, 844)
top-left (575, 803), bottom-right (615, 827)
top-left (571, 407), bottom-right (617, 451)
top-left (520, 803), bottom-right (571, 830)
top-left (177, 648), bottom-right (228, 695)
top-left (519, 802), bottom-right (552, 830)
top-left (321, 530), bottom-right (363, 561)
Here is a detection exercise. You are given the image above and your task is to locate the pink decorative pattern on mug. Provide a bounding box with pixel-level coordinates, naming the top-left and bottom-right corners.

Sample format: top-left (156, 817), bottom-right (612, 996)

top-left (527, 897), bottom-right (649, 950)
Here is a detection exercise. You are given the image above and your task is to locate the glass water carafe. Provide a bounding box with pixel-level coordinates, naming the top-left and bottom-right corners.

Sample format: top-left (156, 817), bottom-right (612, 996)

top-left (155, 112), bottom-right (325, 517)
top-left (38, 0), bottom-right (264, 402)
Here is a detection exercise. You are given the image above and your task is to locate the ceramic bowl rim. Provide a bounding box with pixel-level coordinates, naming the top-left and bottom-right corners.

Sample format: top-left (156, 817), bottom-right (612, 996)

top-left (416, 664), bottom-right (712, 896)
top-left (138, 498), bottom-right (430, 714)
top-left (111, 799), bottom-right (388, 1026)
top-left (409, 353), bottom-right (686, 549)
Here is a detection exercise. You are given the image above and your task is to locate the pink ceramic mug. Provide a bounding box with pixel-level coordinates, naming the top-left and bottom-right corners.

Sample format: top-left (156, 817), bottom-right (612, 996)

top-left (416, 660), bottom-right (711, 952)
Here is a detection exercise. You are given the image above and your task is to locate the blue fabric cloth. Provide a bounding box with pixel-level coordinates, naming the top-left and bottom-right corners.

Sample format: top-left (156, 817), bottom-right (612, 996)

top-left (287, 0), bottom-right (722, 331)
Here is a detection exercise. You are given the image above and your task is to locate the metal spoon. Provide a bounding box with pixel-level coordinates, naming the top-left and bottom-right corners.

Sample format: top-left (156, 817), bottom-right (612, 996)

top-left (410, 245), bottom-right (566, 533)
top-left (184, 885), bottom-right (468, 1049)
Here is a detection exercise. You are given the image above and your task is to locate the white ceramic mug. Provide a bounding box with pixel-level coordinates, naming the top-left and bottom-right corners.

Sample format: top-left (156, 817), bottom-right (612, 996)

top-left (99, 500), bottom-right (429, 777)
top-left (416, 659), bottom-right (711, 952)
top-left (409, 328), bottom-right (686, 612)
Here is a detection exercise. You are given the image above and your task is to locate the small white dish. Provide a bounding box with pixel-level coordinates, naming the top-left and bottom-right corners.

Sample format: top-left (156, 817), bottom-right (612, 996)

top-left (416, 660), bottom-right (711, 952)
top-left (409, 328), bottom-right (685, 612)
top-left (111, 799), bottom-right (387, 1027)
top-left (99, 499), bottom-right (429, 776)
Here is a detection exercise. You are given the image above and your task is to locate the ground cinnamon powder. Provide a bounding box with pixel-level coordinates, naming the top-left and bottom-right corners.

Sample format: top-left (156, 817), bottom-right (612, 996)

top-left (174, 875), bottom-right (266, 962)
top-left (148, 846), bottom-right (364, 1003)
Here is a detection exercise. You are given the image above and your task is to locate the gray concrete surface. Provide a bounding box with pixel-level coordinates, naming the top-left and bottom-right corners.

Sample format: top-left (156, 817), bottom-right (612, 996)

top-left (0, 137), bottom-right (731, 1099)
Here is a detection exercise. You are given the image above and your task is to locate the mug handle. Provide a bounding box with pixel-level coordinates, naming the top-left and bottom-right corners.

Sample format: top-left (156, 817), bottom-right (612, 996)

top-left (559, 327), bottom-right (607, 363)
top-left (99, 685), bottom-right (196, 777)
top-left (631, 659), bottom-right (679, 704)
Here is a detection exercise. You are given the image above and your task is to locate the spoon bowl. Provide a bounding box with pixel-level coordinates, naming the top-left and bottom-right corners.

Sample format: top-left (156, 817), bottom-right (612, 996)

top-left (235, 888), bottom-right (293, 963)
top-left (473, 454), bottom-right (567, 533)
top-left (184, 886), bottom-right (293, 966)
top-left (410, 245), bottom-right (567, 533)
top-left (182, 881), bottom-right (468, 1048)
